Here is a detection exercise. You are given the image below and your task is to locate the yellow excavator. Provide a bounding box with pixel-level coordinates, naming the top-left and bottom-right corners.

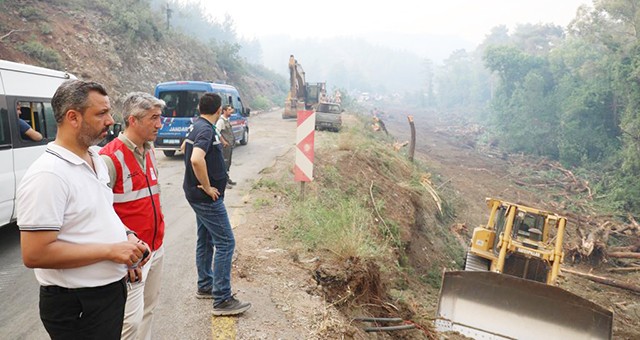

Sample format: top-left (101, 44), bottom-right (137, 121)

top-left (436, 198), bottom-right (613, 339)
top-left (283, 55), bottom-right (325, 119)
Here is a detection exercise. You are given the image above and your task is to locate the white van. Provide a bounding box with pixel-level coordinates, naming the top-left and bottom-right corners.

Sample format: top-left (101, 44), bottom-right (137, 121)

top-left (0, 60), bottom-right (76, 227)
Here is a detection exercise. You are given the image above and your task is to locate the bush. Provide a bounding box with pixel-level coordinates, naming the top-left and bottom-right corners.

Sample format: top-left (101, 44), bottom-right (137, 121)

top-left (40, 23), bottom-right (53, 35)
top-left (88, 0), bottom-right (163, 43)
top-left (19, 6), bottom-right (42, 20)
top-left (250, 95), bottom-right (271, 111)
top-left (18, 40), bottom-right (62, 69)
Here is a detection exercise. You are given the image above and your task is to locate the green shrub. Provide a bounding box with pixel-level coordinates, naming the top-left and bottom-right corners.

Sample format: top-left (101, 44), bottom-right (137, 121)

top-left (251, 95), bottom-right (271, 111)
top-left (19, 6), bottom-right (42, 20)
top-left (252, 178), bottom-right (279, 190)
top-left (40, 23), bottom-right (53, 35)
top-left (252, 197), bottom-right (271, 208)
top-left (18, 41), bottom-right (62, 69)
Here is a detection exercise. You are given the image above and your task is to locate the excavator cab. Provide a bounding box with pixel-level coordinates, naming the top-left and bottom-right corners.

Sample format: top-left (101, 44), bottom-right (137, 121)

top-left (436, 198), bottom-right (613, 339)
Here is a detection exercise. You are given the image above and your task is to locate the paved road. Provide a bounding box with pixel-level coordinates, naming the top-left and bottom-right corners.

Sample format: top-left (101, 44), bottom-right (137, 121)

top-left (0, 109), bottom-right (296, 339)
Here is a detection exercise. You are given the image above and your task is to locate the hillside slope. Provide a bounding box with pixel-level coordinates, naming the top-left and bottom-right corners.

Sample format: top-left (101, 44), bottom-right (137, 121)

top-left (0, 0), bottom-right (284, 106)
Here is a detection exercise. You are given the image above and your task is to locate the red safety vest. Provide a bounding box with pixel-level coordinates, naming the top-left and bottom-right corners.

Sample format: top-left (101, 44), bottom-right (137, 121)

top-left (100, 138), bottom-right (164, 250)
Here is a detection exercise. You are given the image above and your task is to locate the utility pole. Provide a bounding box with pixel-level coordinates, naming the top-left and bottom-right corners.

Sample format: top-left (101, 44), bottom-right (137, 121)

top-left (165, 3), bottom-right (173, 30)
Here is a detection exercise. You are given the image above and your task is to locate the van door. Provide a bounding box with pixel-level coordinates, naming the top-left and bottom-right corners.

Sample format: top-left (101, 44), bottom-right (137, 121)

top-left (0, 95), bottom-right (15, 226)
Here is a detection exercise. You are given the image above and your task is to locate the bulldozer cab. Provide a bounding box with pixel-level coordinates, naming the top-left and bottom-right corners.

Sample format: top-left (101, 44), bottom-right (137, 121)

top-left (489, 200), bottom-right (555, 239)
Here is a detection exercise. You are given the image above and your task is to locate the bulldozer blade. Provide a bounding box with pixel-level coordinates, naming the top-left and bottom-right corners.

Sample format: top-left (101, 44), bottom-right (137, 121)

top-left (436, 271), bottom-right (613, 340)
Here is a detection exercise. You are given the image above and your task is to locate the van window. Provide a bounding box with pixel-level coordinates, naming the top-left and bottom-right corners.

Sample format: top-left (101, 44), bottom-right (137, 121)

top-left (158, 91), bottom-right (204, 118)
top-left (17, 100), bottom-right (56, 140)
top-left (235, 97), bottom-right (243, 113)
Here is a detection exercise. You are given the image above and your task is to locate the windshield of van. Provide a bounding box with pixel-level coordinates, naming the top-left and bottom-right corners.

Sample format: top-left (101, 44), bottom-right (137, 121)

top-left (158, 90), bottom-right (204, 118)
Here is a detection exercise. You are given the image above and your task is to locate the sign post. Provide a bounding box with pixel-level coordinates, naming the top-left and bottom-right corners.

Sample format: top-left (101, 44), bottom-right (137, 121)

top-left (294, 110), bottom-right (315, 200)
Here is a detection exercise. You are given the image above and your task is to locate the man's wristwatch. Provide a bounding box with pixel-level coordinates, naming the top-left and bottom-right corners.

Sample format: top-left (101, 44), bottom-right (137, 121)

top-left (126, 230), bottom-right (138, 238)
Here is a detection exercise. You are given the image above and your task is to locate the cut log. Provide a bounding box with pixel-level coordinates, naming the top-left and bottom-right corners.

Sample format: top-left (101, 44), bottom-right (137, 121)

top-left (563, 268), bottom-right (640, 294)
top-left (607, 266), bottom-right (640, 273)
top-left (608, 245), bottom-right (640, 253)
top-left (607, 252), bottom-right (640, 259)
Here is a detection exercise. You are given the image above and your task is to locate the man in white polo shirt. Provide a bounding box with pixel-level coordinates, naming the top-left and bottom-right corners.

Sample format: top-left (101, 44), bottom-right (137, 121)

top-left (17, 80), bottom-right (149, 339)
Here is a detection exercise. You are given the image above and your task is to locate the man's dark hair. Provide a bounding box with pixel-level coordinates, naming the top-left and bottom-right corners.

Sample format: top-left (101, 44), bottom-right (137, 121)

top-left (52, 80), bottom-right (108, 123)
top-left (223, 104), bottom-right (233, 111)
top-left (199, 93), bottom-right (221, 115)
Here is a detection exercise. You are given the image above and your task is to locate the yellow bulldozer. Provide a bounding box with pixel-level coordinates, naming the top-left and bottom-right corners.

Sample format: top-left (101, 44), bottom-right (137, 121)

top-left (436, 198), bottom-right (613, 339)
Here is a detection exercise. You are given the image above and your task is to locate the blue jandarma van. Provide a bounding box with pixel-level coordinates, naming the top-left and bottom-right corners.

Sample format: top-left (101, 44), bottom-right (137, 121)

top-left (153, 81), bottom-right (250, 157)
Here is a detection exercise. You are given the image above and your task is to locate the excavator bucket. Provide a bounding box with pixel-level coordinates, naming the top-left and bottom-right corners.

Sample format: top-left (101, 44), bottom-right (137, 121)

top-left (435, 271), bottom-right (613, 340)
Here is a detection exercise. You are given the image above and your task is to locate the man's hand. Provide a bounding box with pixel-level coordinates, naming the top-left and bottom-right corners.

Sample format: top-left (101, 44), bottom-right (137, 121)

top-left (198, 185), bottom-right (220, 200)
top-left (126, 233), bottom-right (152, 267)
top-left (191, 147), bottom-right (219, 200)
top-left (127, 267), bottom-right (143, 283)
top-left (222, 139), bottom-right (229, 147)
top-left (109, 242), bottom-right (147, 267)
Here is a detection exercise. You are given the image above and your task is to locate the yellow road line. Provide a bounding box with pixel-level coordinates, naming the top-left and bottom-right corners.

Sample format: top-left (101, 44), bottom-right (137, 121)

top-left (211, 316), bottom-right (237, 340)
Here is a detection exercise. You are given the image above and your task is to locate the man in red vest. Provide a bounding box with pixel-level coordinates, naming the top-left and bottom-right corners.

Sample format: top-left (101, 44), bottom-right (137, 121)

top-left (100, 92), bottom-right (165, 340)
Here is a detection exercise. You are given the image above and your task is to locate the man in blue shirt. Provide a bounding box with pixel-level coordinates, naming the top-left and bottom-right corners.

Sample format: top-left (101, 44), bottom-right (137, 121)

top-left (17, 102), bottom-right (43, 141)
top-left (182, 93), bottom-right (251, 316)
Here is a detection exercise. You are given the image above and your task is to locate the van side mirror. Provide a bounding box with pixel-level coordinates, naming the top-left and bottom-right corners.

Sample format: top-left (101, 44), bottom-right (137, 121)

top-left (242, 108), bottom-right (251, 117)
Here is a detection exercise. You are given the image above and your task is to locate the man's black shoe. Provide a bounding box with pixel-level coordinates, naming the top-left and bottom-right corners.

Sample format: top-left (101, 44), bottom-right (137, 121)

top-left (212, 296), bottom-right (251, 316)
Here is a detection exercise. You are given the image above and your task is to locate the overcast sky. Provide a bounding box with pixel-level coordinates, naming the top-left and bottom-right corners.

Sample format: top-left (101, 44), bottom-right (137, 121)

top-left (193, 0), bottom-right (591, 45)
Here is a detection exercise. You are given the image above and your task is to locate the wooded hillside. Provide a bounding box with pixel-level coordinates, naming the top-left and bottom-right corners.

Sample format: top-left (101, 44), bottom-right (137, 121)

top-left (0, 0), bottom-right (286, 109)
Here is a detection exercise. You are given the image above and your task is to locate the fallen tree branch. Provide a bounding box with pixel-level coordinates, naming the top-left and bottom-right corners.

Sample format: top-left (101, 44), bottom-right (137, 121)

top-left (419, 175), bottom-right (443, 214)
top-left (0, 29), bottom-right (29, 41)
top-left (369, 181), bottom-right (398, 245)
top-left (436, 177), bottom-right (453, 191)
top-left (563, 268), bottom-right (640, 294)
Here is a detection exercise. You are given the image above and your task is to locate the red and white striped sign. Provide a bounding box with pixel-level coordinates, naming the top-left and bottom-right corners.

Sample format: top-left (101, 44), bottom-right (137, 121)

top-left (294, 110), bottom-right (315, 182)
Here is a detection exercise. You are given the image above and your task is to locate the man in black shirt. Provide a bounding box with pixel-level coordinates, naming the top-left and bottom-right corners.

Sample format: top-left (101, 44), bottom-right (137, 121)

top-left (182, 93), bottom-right (251, 316)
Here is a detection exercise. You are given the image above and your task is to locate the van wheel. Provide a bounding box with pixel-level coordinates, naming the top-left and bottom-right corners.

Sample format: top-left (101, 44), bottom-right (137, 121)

top-left (163, 150), bottom-right (176, 157)
top-left (240, 128), bottom-right (249, 145)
